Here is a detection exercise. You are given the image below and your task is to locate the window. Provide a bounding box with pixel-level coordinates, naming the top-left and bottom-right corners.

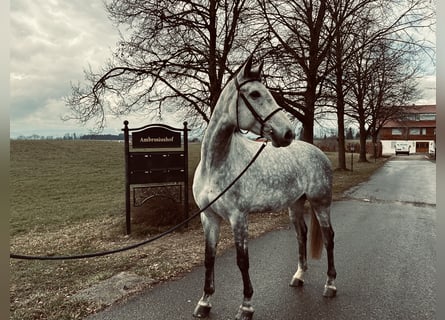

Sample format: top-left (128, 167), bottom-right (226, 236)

top-left (419, 113), bottom-right (435, 121)
top-left (392, 128), bottom-right (402, 135)
top-left (409, 128), bottom-right (420, 135)
top-left (421, 128), bottom-right (427, 135)
top-left (403, 114), bottom-right (417, 121)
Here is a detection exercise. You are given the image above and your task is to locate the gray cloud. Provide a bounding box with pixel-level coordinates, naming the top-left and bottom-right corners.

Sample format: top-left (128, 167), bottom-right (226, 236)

top-left (9, 1), bottom-right (436, 138)
top-left (10, 0), bottom-right (120, 137)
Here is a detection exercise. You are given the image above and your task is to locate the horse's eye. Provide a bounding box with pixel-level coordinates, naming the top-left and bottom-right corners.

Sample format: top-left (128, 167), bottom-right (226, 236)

top-left (250, 91), bottom-right (261, 99)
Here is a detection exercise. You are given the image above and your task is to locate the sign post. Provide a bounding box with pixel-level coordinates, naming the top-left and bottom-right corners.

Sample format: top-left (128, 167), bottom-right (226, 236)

top-left (123, 121), bottom-right (189, 235)
top-left (348, 143), bottom-right (355, 172)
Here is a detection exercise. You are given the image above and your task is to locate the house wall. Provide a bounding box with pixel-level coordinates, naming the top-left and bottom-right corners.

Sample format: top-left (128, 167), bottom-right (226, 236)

top-left (379, 127), bottom-right (436, 141)
top-left (381, 139), bottom-right (435, 155)
top-left (379, 106), bottom-right (436, 155)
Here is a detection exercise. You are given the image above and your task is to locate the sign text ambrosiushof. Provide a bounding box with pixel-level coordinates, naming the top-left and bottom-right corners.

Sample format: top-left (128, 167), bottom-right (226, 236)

top-left (132, 127), bottom-right (181, 148)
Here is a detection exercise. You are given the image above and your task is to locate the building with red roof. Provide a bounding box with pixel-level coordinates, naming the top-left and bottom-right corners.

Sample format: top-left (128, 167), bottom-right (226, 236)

top-left (379, 104), bottom-right (436, 156)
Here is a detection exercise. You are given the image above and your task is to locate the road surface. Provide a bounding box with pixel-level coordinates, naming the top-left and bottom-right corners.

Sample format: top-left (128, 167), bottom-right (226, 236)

top-left (87, 156), bottom-right (436, 320)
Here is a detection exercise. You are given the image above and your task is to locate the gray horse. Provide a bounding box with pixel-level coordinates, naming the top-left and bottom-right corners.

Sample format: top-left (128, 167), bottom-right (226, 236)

top-left (192, 56), bottom-right (336, 320)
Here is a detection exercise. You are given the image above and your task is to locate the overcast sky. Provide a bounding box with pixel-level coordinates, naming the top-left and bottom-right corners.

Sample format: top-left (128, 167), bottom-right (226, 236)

top-left (9, 0), bottom-right (437, 138)
top-left (10, 0), bottom-right (126, 138)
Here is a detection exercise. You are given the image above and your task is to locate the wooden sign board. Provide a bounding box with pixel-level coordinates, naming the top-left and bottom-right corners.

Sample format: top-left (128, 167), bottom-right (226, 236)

top-left (132, 126), bottom-right (181, 148)
top-left (122, 121), bottom-right (189, 235)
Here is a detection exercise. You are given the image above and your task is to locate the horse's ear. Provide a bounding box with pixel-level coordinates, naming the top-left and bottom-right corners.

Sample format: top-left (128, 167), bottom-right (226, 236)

top-left (243, 55), bottom-right (263, 79)
top-left (243, 55), bottom-right (254, 78)
top-left (257, 61), bottom-right (264, 75)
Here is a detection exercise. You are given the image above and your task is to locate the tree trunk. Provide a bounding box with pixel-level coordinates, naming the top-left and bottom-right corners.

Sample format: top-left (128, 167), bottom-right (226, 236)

top-left (302, 120), bottom-right (314, 143)
top-left (337, 110), bottom-right (347, 169)
top-left (335, 42), bottom-right (347, 170)
top-left (208, 0), bottom-right (218, 114)
top-left (358, 124), bottom-right (368, 162)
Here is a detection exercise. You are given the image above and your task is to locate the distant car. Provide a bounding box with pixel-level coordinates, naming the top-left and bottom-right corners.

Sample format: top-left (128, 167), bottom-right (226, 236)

top-left (395, 142), bottom-right (410, 155)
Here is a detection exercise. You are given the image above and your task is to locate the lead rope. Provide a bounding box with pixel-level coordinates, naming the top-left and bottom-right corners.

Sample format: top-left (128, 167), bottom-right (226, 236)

top-left (10, 142), bottom-right (267, 261)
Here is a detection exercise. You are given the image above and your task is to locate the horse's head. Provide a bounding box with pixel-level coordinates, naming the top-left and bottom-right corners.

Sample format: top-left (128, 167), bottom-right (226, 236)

top-left (234, 56), bottom-right (295, 147)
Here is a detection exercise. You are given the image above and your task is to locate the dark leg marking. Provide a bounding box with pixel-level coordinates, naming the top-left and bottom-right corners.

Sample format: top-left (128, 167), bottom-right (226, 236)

top-left (193, 213), bottom-right (220, 318)
top-left (321, 225), bottom-right (337, 297)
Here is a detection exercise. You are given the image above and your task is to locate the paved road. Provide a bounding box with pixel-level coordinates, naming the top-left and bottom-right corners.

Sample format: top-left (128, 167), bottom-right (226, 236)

top-left (88, 156), bottom-right (436, 320)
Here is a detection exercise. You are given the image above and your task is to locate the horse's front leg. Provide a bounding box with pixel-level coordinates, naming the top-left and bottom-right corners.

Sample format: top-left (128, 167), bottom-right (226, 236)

top-left (231, 214), bottom-right (254, 320)
top-left (193, 212), bottom-right (221, 318)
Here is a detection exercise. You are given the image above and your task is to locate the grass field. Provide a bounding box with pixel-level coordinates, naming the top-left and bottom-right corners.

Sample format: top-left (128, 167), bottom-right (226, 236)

top-left (9, 140), bottom-right (388, 320)
top-left (10, 140), bottom-right (201, 236)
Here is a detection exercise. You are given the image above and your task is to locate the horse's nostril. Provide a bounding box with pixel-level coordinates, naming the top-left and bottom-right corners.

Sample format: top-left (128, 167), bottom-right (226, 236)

top-left (284, 129), bottom-right (295, 141)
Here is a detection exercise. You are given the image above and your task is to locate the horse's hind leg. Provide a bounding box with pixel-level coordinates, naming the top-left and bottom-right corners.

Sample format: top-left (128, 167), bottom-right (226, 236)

top-left (312, 201), bottom-right (337, 297)
top-left (193, 211), bottom-right (221, 318)
top-left (288, 196), bottom-right (308, 287)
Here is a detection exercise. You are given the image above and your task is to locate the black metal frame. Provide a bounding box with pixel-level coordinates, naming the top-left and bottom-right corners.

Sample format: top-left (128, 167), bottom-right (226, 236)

top-left (123, 121), bottom-right (189, 234)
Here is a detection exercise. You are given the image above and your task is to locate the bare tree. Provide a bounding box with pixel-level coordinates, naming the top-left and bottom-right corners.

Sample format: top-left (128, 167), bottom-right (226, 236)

top-left (369, 42), bottom-right (421, 152)
top-left (256, 0), bottom-right (337, 143)
top-left (65, 0), bottom-right (434, 144)
top-left (322, 0), bottom-right (434, 167)
top-left (257, 0), bottom-right (434, 159)
top-left (325, 0), bottom-right (377, 169)
top-left (65, 0), bottom-right (260, 131)
top-left (344, 0), bottom-right (434, 161)
top-left (346, 37), bottom-right (422, 161)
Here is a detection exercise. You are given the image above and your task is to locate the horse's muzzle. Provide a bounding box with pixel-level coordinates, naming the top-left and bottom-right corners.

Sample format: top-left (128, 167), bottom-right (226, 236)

top-left (271, 129), bottom-right (295, 147)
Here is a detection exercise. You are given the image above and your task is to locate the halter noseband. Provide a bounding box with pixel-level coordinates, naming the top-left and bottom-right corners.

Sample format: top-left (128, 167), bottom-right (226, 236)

top-left (234, 77), bottom-right (283, 138)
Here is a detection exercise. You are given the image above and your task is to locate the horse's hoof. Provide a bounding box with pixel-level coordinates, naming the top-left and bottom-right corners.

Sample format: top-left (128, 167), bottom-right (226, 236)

top-left (235, 305), bottom-right (254, 320)
top-left (289, 277), bottom-right (304, 287)
top-left (323, 285), bottom-right (337, 298)
top-left (193, 303), bottom-right (211, 318)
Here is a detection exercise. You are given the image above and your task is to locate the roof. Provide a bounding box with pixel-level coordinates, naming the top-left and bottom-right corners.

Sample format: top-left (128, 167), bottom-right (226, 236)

top-left (381, 104), bottom-right (436, 128)
top-left (383, 120), bottom-right (436, 128)
top-left (401, 104), bottom-right (436, 114)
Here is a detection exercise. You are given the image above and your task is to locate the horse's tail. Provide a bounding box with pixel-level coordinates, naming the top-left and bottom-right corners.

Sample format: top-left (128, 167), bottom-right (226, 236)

top-left (310, 208), bottom-right (323, 259)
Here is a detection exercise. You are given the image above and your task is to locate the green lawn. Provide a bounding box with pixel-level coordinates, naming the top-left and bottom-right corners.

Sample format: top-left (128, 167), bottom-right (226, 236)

top-left (9, 140), bottom-right (201, 236)
top-left (10, 140), bottom-right (384, 236)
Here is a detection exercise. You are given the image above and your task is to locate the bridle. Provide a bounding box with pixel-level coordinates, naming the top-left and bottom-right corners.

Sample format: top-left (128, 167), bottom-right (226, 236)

top-left (234, 77), bottom-right (283, 138)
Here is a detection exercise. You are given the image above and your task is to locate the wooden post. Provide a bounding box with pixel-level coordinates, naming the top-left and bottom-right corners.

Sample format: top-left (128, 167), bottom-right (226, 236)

top-left (350, 144), bottom-right (354, 172)
top-left (123, 120), bottom-right (131, 235)
top-left (183, 121), bottom-right (189, 225)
